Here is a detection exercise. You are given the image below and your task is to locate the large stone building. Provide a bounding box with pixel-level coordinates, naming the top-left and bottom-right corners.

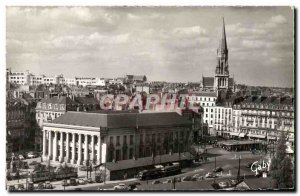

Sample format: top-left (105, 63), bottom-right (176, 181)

top-left (231, 96), bottom-right (294, 145)
top-left (42, 111), bottom-right (196, 179)
top-left (35, 95), bottom-right (100, 150)
top-left (201, 18), bottom-right (235, 93)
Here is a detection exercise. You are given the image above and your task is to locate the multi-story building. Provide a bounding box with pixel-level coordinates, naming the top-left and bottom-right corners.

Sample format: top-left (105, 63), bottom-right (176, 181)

top-left (35, 95), bottom-right (100, 150)
top-left (29, 74), bottom-right (45, 86)
top-left (6, 98), bottom-right (27, 153)
top-left (42, 111), bottom-right (195, 180)
top-left (8, 70), bottom-right (31, 85)
top-left (42, 75), bottom-right (64, 85)
top-left (74, 77), bottom-right (106, 87)
top-left (231, 96), bottom-right (294, 145)
top-left (188, 92), bottom-right (217, 135)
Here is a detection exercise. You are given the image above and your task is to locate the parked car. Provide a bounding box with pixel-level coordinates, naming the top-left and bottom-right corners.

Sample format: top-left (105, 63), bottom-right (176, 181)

top-left (182, 176), bottom-right (197, 181)
top-left (218, 181), bottom-right (229, 188)
top-left (68, 178), bottom-right (77, 186)
top-left (113, 183), bottom-right (129, 190)
top-left (17, 184), bottom-right (25, 190)
top-left (213, 167), bottom-right (223, 173)
top-left (163, 179), bottom-right (172, 183)
top-left (45, 181), bottom-right (53, 189)
top-left (205, 172), bottom-right (216, 178)
top-left (18, 155), bottom-right (25, 160)
top-left (87, 178), bottom-right (93, 183)
top-left (152, 180), bottom-right (162, 184)
top-left (28, 182), bottom-right (34, 190)
top-left (78, 178), bottom-right (86, 185)
top-left (8, 185), bottom-right (16, 191)
top-left (37, 182), bottom-right (44, 190)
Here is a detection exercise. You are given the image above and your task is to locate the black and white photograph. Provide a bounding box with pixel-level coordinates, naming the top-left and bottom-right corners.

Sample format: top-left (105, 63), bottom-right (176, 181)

top-left (5, 5), bottom-right (295, 192)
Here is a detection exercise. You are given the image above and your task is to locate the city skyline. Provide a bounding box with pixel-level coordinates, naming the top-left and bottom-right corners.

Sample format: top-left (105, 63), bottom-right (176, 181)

top-left (7, 7), bottom-right (294, 87)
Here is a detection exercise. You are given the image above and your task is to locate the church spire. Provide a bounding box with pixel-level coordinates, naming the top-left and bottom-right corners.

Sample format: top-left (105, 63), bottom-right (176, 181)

top-left (220, 17), bottom-right (228, 52)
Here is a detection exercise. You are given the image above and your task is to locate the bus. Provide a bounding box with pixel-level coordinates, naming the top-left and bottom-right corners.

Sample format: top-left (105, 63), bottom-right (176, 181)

top-left (30, 169), bottom-right (78, 183)
top-left (137, 168), bottom-right (163, 180)
top-left (161, 165), bottom-right (181, 177)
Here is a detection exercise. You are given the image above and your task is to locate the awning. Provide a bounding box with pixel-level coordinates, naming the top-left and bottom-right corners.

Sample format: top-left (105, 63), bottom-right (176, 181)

top-left (249, 134), bottom-right (266, 139)
top-left (230, 132), bottom-right (240, 136)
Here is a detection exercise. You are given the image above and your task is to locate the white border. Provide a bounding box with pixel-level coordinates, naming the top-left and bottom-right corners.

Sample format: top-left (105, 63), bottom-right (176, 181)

top-left (0, 1), bottom-right (298, 196)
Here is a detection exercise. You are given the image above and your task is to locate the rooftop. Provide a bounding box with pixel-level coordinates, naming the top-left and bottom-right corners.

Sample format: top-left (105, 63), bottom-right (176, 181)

top-left (49, 111), bottom-right (193, 128)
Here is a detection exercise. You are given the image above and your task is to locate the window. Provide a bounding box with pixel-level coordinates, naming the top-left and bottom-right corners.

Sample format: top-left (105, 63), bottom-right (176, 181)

top-left (110, 136), bottom-right (113, 145)
top-left (123, 135), bottom-right (127, 145)
top-left (54, 104), bottom-right (58, 110)
top-left (60, 104), bottom-right (65, 110)
top-left (140, 134), bottom-right (143, 144)
top-left (117, 136), bottom-right (120, 146)
top-left (48, 103), bottom-right (52, 109)
top-left (129, 135), bottom-right (134, 145)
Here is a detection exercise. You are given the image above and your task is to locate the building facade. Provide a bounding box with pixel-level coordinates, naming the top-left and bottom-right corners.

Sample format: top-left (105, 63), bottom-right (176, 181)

top-left (42, 112), bottom-right (194, 174)
top-left (231, 96), bottom-right (294, 145)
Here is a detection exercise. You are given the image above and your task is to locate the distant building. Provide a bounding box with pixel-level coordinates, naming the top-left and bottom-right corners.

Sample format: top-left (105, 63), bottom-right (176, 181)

top-left (125, 75), bottom-right (147, 84)
top-left (8, 70), bottom-right (31, 85)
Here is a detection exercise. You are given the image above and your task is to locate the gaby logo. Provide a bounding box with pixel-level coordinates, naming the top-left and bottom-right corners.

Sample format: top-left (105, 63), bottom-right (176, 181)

top-left (250, 160), bottom-right (270, 173)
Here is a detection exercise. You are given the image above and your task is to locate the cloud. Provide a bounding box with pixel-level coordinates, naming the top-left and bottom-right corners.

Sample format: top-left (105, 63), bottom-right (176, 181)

top-left (172, 26), bottom-right (207, 38)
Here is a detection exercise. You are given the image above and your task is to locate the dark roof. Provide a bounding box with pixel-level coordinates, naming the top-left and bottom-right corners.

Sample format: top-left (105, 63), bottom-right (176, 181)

top-left (74, 97), bottom-right (98, 105)
top-left (40, 96), bottom-right (77, 105)
top-left (106, 152), bottom-right (193, 171)
top-left (202, 77), bottom-right (214, 87)
top-left (191, 91), bottom-right (217, 97)
top-left (50, 111), bottom-right (193, 128)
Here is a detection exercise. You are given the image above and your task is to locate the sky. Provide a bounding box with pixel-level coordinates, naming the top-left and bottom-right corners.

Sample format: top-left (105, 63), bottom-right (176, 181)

top-left (6, 6), bottom-right (294, 87)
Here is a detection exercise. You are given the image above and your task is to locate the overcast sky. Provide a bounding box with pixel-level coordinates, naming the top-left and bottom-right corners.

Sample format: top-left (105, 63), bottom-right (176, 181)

top-left (6, 6), bottom-right (294, 87)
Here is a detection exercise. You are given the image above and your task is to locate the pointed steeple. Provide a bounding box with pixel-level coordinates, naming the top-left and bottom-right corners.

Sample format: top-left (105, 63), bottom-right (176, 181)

top-left (220, 17), bottom-right (228, 52)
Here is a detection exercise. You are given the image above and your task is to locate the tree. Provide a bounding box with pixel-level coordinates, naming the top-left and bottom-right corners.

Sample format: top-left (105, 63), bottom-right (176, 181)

top-left (269, 132), bottom-right (294, 189)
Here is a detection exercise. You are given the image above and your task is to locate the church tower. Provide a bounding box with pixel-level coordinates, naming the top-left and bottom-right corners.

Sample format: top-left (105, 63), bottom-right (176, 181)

top-left (214, 18), bottom-right (230, 91)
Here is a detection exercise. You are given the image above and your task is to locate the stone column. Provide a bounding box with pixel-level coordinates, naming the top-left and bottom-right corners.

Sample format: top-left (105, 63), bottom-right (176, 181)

top-left (97, 136), bottom-right (101, 164)
top-left (84, 134), bottom-right (88, 164)
top-left (42, 129), bottom-right (47, 160)
top-left (53, 131), bottom-right (58, 161)
top-left (77, 134), bottom-right (82, 165)
top-left (59, 132), bottom-right (64, 162)
top-left (71, 133), bottom-right (76, 164)
top-left (91, 135), bottom-right (95, 163)
top-left (48, 131), bottom-right (53, 160)
top-left (66, 133), bottom-right (70, 163)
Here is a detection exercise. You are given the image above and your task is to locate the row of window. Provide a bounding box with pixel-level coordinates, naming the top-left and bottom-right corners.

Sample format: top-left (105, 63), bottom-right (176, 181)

top-left (37, 103), bottom-right (65, 110)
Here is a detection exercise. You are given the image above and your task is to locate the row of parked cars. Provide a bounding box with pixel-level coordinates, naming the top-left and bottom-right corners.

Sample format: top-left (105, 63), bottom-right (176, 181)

top-left (8, 181), bottom-right (54, 191)
top-left (7, 152), bottom-right (40, 161)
